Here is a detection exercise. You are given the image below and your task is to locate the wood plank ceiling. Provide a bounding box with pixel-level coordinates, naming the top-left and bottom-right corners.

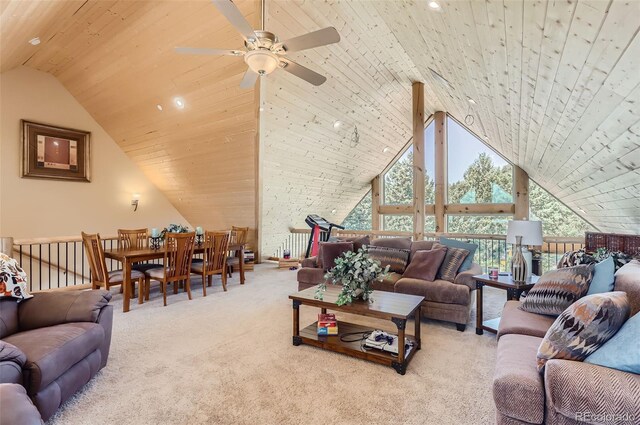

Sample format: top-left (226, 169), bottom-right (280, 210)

top-left (1, 0), bottom-right (261, 248)
top-left (2, 0), bottom-right (638, 257)
top-left (261, 0), bottom-right (640, 256)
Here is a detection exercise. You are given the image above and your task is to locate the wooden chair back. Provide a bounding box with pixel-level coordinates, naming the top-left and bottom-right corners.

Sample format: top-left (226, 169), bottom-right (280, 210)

top-left (81, 232), bottom-right (109, 285)
top-left (203, 231), bottom-right (231, 274)
top-left (118, 228), bottom-right (148, 249)
top-left (231, 226), bottom-right (249, 246)
top-left (163, 232), bottom-right (196, 281)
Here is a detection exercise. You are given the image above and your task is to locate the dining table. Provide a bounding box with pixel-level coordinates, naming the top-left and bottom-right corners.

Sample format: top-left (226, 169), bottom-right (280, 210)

top-left (104, 242), bottom-right (245, 312)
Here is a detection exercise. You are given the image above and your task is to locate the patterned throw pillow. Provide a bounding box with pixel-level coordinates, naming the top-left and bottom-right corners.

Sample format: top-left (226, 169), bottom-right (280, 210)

top-left (520, 265), bottom-right (593, 316)
top-left (437, 246), bottom-right (469, 283)
top-left (0, 253), bottom-right (33, 301)
top-left (367, 246), bottom-right (410, 273)
top-left (536, 292), bottom-right (630, 372)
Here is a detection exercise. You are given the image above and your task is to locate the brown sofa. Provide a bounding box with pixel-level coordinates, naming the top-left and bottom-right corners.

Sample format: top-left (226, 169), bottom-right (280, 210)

top-left (493, 261), bottom-right (640, 425)
top-left (0, 290), bottom-right (113, 422)
top-left (297, 237), bottom-right (481, 331)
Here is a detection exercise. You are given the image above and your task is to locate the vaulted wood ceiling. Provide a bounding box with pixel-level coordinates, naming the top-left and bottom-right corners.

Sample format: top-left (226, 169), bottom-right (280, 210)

top-left (1, 0), bottom-right (261, 248)
top-left (261, 0), bottom-right (640, 255)
top-left (2, 0), bottom-right (638, 257)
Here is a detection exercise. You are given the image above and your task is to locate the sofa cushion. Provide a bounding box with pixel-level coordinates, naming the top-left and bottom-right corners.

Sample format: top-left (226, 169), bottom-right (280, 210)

top-left (520, 264), bottom-right (593, 316)
top-left (437, 247), bottom-right (469, 283)
top-left (319, 242), bottom-right (353, 271)
top-left (401, 248), bottom-right (447, 282)
top-left (370, 237), bottom-right (412, 250)
top-left (585, 310), bottom-right (640, 374)
top-left (368, 246), bottom-right (410, 273)
top-left (544, 359), bottom-right (640, 425)
top-left (439, 237), bottom-right (478, 272)
top-left (0, 298), bottom-right (19, 338)
top-left (338, 235), bottom-right (370, 252)
top-left (4, 322), bottom-right (105, 395)
top-left (297, 267), bottom-right (325, 286)
top-left (497, 301), bottom-right (555, 339)
top-left (0, 253), bottom-right (33, 301)
top-left (494, 334), bottom-right (545, 424)
top-left (614, 260), bottom-right (640, 316)
top-left (536, 292), bottom-right (630, 372)
top-left (587, 256), bottom-right (615, 295)
top-left (409, 240), bottom-right (436, 261)
top-left (370, 272), bottom-right (401, 292)
top-left (395, 278), bottom-right (470, 305)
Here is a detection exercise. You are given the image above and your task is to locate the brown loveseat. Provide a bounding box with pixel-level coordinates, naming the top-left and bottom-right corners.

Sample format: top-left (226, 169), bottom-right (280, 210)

top-left (0, 290), bottom-right (113, 422)
top-left (297, 237), bottom-right (481, 331)
top-left (493, 261), bottom-right (640, 424)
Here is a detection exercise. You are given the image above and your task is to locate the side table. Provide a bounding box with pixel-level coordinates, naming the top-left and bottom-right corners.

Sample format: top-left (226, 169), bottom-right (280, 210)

top-left (474, 274), bottom-right (538, 335)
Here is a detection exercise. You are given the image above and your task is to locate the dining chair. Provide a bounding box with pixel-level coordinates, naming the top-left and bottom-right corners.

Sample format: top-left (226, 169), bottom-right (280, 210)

top-left (144, 232), bottom-right (196, 306)
top-left (82, 231), bottom-right (144, 296)
top-left (117, 228), bottom-right (157, 287)
top-left (191, 231), bottom-right (230, 295)
top-left (227, 226), bottom-right (249, 276)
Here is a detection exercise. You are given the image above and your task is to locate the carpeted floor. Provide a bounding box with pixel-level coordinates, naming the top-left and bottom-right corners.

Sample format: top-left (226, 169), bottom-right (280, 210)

top-left (49, 264), bottom-right (506, 425)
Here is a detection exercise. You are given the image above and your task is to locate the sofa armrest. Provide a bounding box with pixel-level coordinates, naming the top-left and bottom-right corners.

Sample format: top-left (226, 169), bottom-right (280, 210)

top-left (0, 384), bottom-right (43, 424)
top-left (301, 256), bottom-right (318, 268)
top-left (454, 263), bottom-right (482, 290)
top-left (17, 290), bottom-right (112, 332)
top-left (0, 341), bottom-right (26, 385)
top-left (544, 359), bottom-right (640, 423)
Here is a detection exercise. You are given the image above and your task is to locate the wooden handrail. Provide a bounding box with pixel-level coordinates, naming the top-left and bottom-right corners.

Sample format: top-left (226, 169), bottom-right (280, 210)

top-left (288, 228), bottom-right (584, 244)
top-left (13, 235), bottom-right (118, 245)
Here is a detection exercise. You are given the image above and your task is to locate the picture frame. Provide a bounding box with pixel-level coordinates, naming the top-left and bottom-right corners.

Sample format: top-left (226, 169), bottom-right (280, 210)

top-left (21, 120), bottom-right (91, 182)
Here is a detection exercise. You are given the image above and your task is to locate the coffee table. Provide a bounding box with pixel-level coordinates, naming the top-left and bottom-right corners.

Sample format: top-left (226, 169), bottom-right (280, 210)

top-left (474, 273), bottom-right (538, 335)
top-left (289, 285), bottom-right (424, 375)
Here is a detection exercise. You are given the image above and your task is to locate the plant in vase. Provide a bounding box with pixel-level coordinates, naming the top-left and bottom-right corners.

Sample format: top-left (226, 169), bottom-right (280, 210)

top-left (315, 247), bottom-right (389, 306)
top-left (160, 224), bottom-right (190, 239)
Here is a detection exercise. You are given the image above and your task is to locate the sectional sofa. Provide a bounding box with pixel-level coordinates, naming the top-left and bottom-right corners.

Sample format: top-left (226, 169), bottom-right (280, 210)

top-left (493, 260), bottom-right (640, 424)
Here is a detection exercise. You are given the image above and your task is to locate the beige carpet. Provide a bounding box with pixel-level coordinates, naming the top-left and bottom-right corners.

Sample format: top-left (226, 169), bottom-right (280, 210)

top-left (49, 265), bottom-right (505, 425)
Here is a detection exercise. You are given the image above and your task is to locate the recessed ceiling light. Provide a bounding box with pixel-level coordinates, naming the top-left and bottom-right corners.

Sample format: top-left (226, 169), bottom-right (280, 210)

top-left (333, 120), bottom-right (342, 129)
top-left (156, 104), bottom-right (163, 111)
top-left (331, 209), bottom-right (337, 214)
top-left (28, 37), bottom-right (40, 46)
top-left (467, 97), bottom-right (476, 104)
top-left (173, 97), bottom-right (185, 109)
top-left (428, 1), bottom-right (441, 10)
top-left (484, 136), bottom-right (490, 141)
top-left (383, 146), bottom-right (391, 153)
top-left (259, 106), bottom-right (265, 112)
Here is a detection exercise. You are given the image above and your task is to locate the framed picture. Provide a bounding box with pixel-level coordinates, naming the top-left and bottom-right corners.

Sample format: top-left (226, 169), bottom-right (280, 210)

top-left (22, 120), bottom-right (91, 182)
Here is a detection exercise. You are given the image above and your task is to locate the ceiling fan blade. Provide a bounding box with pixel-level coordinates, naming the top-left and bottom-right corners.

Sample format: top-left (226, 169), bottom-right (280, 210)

top-left (280, 59), bottom-right (327, 86)
top-left (211, 0), bottom-right (257, 41)
top-left (281, 27), bottom-right (340, 53)
top-left (239, 68), bottom-right (259, 89)
top-left (175, 47), bottom-right (241, 56)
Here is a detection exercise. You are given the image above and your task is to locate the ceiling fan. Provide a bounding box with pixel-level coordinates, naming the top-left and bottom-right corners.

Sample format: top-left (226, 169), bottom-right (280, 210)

top-left (176, 0), bottom-right (340, 88)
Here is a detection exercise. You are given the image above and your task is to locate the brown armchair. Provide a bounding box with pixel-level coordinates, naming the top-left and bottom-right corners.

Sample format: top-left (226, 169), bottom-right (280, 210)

top-left (0, 290), bottom-right (113, 421)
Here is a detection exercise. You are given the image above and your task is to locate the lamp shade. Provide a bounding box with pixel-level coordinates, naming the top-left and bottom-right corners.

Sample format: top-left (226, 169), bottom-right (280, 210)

top-left (244, 50), bottom-right (279, 75)
top-left (506, 220), bottom-right (543, 246)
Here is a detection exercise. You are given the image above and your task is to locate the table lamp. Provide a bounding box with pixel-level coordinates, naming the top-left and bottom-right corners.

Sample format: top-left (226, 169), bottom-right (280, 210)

top-left (506, 220), bottom-right (543, 283)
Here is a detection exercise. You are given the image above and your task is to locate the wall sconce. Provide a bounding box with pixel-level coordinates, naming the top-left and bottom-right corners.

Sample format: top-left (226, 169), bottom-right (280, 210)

top-left (131, 193), bottom-right (140, 212)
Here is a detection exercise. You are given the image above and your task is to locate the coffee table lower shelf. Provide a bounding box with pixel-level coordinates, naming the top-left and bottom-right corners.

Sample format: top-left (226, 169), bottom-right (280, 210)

top-left (294, 321), bottom-right (418, 374)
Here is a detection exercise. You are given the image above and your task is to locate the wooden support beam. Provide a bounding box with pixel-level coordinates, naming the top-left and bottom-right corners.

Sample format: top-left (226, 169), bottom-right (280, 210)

top-left (412, 82), bottom-right (425, 241)
top-left (371, 176), bottom-right (381, 230)
top-left (379, 205), bottom-right (413, 215)
top-left (434, 111), bottom-right (447, 233)
top-left (514, 166), bottom-right (529, 220)
top-left (445, 203), bottom-right (515, 214)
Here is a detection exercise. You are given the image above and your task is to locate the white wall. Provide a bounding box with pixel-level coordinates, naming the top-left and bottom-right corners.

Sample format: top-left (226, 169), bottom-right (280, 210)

top-left (0, 66), bottom-right (189, 239)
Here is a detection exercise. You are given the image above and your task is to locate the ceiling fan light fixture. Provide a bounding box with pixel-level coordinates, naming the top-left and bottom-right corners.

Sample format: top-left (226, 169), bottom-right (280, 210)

top-left (245, 50), bottom-right (279, 75)
top-left (428, 1), bottom-right (441, 10)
